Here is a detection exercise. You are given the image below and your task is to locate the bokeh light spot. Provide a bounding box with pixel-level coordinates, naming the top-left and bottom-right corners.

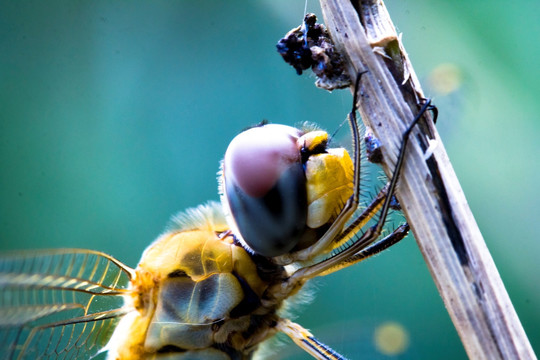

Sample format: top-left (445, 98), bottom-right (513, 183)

top-left (428, 63), bottom-right (463, 95)
top-left (374, 321), bottom-right (409, 356)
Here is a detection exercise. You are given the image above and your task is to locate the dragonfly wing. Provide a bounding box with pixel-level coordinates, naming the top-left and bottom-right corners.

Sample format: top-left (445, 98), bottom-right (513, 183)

top-left (0, 249), bottom-right (134, 359)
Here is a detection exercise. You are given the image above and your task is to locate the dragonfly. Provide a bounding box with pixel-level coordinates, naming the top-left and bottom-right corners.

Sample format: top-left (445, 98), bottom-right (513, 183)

top-left (0, 72), bottom-right (434, 359)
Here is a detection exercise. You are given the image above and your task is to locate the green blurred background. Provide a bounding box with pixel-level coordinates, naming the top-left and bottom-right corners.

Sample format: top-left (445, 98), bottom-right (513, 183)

top-left (1, 1), bottom-right (538, 359)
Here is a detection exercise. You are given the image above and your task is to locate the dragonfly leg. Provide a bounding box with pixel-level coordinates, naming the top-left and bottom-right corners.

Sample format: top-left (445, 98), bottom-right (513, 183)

top-left (327, 183), bottom-right (389, 251)
top-left (317, 223), bottom-right (410, 277)
top-left (290, 100), bottom-right (433, 281)
top-left (276, 318), bottom-right (349, 360)
top-left (278, 72), bottom-right (368, 264)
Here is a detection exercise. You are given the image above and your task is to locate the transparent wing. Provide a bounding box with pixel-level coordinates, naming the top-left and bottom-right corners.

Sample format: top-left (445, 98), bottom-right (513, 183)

top-left (0, 249), bottom-right (135, 360)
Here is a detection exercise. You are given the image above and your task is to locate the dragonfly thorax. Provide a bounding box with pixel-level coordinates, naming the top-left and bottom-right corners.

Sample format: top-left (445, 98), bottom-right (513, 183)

top-left (107, 202), bottom-right (297, 359)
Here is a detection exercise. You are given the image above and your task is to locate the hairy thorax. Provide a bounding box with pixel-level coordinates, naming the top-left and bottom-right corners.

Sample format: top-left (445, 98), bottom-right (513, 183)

top-left (106, 204), bottom-right (294, 360)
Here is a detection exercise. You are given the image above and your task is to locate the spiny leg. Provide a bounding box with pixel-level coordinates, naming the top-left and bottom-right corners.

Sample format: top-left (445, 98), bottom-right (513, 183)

top-left (328, 183), bottom-right (389, 250)
top-left (317, 223), bottom-right (410, 277)
top-left (291, 99), bottom-right (434, 280)
top-left (276, 318), bottom-right (348, 360)
top-left (373, 99), bottom-right (433, 230)
top-left (289, 71), bottom-right (368, 262)
top-left (328, 98), bottom-right (438, 252)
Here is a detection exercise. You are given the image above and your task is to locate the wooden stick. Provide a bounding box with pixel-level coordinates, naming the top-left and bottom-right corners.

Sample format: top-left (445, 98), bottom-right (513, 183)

top-left (318, 0), bottom-right (536, 359)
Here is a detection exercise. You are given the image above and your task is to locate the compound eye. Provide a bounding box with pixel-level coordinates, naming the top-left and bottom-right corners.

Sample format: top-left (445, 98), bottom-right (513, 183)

top-left (223, 124), bottom-right (308, 257)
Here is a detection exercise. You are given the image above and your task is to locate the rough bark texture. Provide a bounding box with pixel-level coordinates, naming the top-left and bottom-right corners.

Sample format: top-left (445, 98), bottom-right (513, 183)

top-left (318, 0), bottom-right (536, 358)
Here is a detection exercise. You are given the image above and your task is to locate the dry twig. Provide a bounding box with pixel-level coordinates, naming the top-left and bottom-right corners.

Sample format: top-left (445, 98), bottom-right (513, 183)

top-left (318, 0), bottom-right (536, 358)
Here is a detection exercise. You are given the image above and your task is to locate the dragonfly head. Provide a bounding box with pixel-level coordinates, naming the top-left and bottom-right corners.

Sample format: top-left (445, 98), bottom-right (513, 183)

top-left (221, 123), bottom-right (353, 258)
